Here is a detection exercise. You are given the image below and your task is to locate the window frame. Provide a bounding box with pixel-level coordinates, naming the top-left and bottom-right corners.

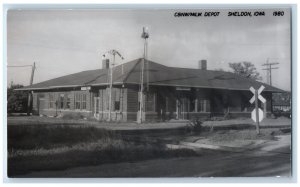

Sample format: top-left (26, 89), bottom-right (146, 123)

top-left (59, 93), bottom-right (65, 109)
top-left (75, 93), bottom-right (81, 110)
top-left (81, 93), bottom-right (87, 110)
top-left (113, 88), bottom-right (121, 111)
top-left (114, 101), bottom-right (120, 111)
top-left (66, 94), bottom-right (71, 109)
top-left (74, 92), bottom-right (87, 110)
top-left (197, 99), bottom-right (210, 112)
top-left (145, 92), bottom-right (156, 112)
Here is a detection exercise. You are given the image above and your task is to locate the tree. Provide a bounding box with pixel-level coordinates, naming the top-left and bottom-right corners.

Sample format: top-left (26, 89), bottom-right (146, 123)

top-left (229, 61), bottom-right (262, 80)
top-left (7, 84), bottom-right (28, 114)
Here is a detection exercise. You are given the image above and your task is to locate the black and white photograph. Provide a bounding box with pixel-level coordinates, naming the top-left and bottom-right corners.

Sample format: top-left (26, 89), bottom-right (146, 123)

top-left (5, 5), bottom-right (293, 179)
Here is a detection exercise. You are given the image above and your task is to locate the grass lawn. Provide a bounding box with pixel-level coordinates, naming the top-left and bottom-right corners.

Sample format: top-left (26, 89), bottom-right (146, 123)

top-left (7, 125), bottom-right (197, 177)
top-left (7, 118), bottom-right (291, 177)
top-left (206, 128), bottom-right (286, 142)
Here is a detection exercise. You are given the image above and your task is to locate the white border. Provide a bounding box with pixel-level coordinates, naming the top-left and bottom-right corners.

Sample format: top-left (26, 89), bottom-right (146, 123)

top-left (1, 1), bottom-right (298, 186)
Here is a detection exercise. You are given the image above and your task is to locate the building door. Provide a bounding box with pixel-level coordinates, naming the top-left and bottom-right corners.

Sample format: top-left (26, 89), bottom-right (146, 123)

top-left (156, 93), bottom-right (166, 121)
top-left (94, 97), bottom-right (100, 119)
top-left (38, 98), bottom-right (45, 115)
top-left (177, 98), bottom-right (188, 120)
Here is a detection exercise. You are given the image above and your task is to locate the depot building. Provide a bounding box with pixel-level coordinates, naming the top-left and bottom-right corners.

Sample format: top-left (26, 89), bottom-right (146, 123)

top-left (18, 58), bottom-right (283, 122)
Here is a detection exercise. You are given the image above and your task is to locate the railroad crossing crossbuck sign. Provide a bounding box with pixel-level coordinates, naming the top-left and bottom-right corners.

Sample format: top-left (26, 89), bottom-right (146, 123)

top-left (249, 85), bottom-right (266, 123)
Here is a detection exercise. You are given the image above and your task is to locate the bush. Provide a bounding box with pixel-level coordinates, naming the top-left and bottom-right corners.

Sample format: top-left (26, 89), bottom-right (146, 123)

top-left (185, 119), bottom-right (202, 134)
top-left (192, 119), bottom-right (202, 132)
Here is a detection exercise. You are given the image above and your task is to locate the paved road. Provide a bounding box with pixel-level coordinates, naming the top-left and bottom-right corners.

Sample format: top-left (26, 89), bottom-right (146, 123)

top-left (21, 135), bottom-right (291, 178)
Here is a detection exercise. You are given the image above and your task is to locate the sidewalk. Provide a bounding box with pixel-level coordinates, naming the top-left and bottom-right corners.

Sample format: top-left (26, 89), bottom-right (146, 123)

top-left (7, 116), bottom-right (189, 130)
top-left (202, 117), bottom-right (291, 129)
top-left (167, 134), bottom-right (291, 153)
top-left (7, 115), bottom-right (291, 130)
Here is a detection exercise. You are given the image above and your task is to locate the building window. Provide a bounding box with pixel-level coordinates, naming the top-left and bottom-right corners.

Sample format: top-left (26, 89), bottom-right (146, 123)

top-left (95, 97), bottom-right (100, 113)
top-left (198, 100), bottom-right (205, 112)
top-left (197, 99), bottom-right (210, 112)
top-left (113, 88), bottom-right (121, 111)
top-left (146, 92), bottom-right (155, 112)
top-left (49, 93), bottom-right (55, 108)
top-left (59, 94), bottom-right (64, 109)
top-left (75, 93), bottom-right (81, 110)
top-left (75, 92), bottom-right (87, 110)
top-left (82, 94), bottom-right (87, 110)
top-left (115, 101), bottom-right (120, 111)
top-left (166, 97), bottom-right (168, 112)
top-left (190, 99), bottom-right (196, 112)
top-left (106, 89), bottom-right (110, 110)
top-left (66, 94), bottom-right (71, 109)
top-left (206, 100), bottom-right (210, 112)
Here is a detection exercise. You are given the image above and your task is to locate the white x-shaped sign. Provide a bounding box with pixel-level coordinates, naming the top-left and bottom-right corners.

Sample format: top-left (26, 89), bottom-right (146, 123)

top-left (249, 85), bottom-right (266, 104)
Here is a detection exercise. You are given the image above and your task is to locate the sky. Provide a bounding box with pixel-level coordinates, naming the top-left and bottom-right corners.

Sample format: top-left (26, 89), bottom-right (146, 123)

top-left (7, 8), bottom-right (291, 91)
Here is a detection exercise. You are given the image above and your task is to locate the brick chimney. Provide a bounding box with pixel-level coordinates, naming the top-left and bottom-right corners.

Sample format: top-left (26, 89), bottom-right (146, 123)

top-left (199, 60), bottom-right (207, 70)
top-left (102, 59), bottom-right (110, 69)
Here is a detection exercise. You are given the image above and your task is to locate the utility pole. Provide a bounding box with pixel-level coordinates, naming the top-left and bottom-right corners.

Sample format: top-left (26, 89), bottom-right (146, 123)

top-left (254, 89), bottom-right (260, 134)
top-left (262, 58), bottom-right (279, 86)
top-left (138, 27), bottom-right (149, 124)
top-left (102, 50), bottom-right (124, 122)
top-left (27, 62), bottom-right (36, 115)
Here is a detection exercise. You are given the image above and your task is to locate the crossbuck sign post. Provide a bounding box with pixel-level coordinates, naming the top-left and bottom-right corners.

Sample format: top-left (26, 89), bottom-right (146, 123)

top-left (249, 85), bottom-right (266, 134)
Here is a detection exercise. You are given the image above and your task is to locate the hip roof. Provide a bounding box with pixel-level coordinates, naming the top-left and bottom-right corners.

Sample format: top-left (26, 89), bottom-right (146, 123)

top-left (17, 58), bottom-right (284, 92)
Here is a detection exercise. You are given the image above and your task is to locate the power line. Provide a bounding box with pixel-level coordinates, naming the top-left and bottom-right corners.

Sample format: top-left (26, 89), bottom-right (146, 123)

top-left (7, 65), bottom-right (33, 68)
top-left (262, 58), bottom-right (279, 86)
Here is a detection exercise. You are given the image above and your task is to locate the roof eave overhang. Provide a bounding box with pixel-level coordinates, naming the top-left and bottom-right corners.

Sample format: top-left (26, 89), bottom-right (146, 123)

top-left (15, 82), bottom-right (284, 93)
top-left (124, 82), bottom-right (285, 92)
top-left (15, 82), bottom-right (124, 91)
top-left (16, 84), bottom-right (83, 91)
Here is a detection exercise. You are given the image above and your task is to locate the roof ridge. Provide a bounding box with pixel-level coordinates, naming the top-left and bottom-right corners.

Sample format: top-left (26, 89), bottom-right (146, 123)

top-left (121, 58), bottom-right (142, 83)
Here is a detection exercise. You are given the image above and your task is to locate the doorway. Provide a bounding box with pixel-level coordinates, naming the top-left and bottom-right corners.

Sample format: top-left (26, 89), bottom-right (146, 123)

top-left (94, 97), bottom-right (100, 119)
top-left (38, 98), bottom-right (45, 115)
top-left (176, 98), bottom-right (189, 120)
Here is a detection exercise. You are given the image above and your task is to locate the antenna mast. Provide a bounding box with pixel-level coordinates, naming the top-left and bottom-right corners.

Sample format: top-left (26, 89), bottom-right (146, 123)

top-left (138, 27), bottom-right (149, 124)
